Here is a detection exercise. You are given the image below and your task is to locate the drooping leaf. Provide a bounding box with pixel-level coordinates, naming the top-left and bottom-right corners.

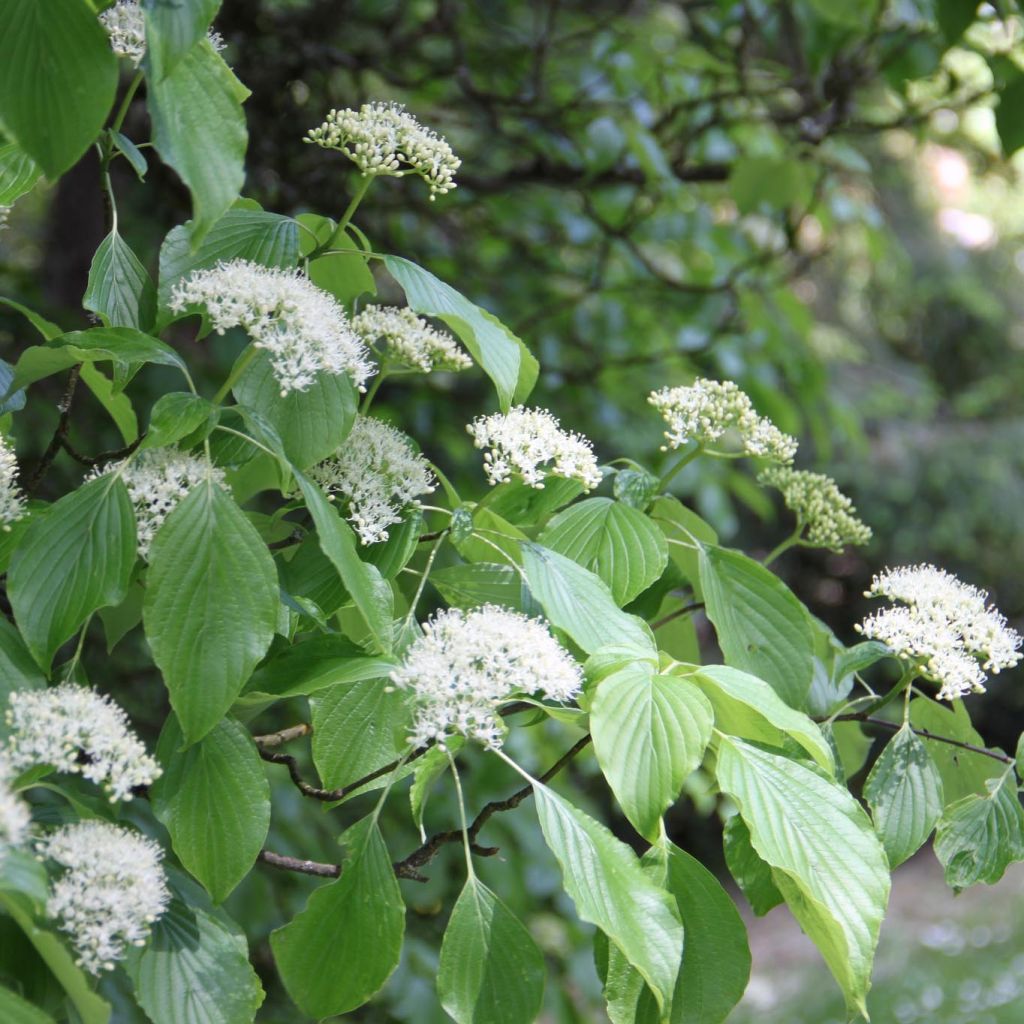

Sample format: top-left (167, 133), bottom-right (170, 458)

top-left (143, 479), bottom-right (277, 743)
top-left (722, 815), bottom-right (783, 917)
top-left (9, 475), bottom-right (136, 669)
top-left (142, 0), bottom-right (222, 80)
top-left (79, 363), bottom-right (139, 444)
top-left (650, 496), bottom-right (717, 596)
top-left (431, 562), bottom-right (523, 611)
top-left (140, 392), bottom-right (217, 450)
top-left (83, 232), bottom-right (157, 331)
top-left (52, 328), bottom-right (187, 379)
top-left (437, 877), bottom-right (545, 1024)
top-left (0, 140), bottom-right (41, 205)
top-left (109, 129), bottom-right (148, 180)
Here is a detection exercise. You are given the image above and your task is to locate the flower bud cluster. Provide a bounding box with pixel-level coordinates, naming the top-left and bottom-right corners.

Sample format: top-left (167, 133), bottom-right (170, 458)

top-left (170, 259), bottom-right (375, 396)
top-left (353, 305), bottom-right (471, 373)
top-left (857, 564), bottom-right (1022, 700)
top-left (468, 406), bottom-right (602, 491)
top-left (5, 684), bottom-right (160, 802)
top-left (305, 102), bottom-right (461, 199)
top-left (0, 431), bottom-right (26, 529)
top-left (390, 605), bottom-right (582, 749)
top-left (649, 379), bottom-right (798, 463)
top-left (758, 466), bottom-right (871, 551)
top-left (99, 1), bottom-right (225, 67)
top-left (311, 416), bottom-right (435, 545)
top-left (37, 821), bottom-right (169, 974)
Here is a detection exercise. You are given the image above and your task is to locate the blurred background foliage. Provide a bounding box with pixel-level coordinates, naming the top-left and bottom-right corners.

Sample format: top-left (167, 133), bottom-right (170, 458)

top-left (4, 0), bottom-right (1024, 1019)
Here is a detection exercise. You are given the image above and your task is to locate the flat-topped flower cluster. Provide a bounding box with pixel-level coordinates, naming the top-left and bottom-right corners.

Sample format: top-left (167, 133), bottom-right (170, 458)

top-left (99, 0), bottom-right (225, 67)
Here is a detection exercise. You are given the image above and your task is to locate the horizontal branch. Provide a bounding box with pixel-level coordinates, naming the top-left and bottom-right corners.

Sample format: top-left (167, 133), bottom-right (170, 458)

top-left (833, 713), bottom-right (1014, 765)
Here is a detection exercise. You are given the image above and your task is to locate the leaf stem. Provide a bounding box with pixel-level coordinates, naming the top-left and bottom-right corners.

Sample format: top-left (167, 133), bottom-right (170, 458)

top-left (658, 442), bottom-right (701, 489)
top-left (212, 345), bottom-right (258, 404)
top-left (446, 749), bottom-right (476, 880)
top-left (763, 524), bottom-right (804, 567)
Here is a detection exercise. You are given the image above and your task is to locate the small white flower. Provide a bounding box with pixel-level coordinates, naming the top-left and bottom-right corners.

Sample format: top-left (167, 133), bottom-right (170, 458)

top-left (99, 1), bottom-right (225, 67)
top-left (649, 379), bottom-right (798, 464)
top-left (353, 306), bottom-right (471, 373)
top-left (5, 685), bottom-right (160, 802)
top-left (169, 259), bottom-right (375, 396)
top-left (311, 416), bottom-right (435, 545)
top-left (856, 564), bottom-right (1022, 700)
top-left (468, 406), bottom-right (602, 491)
top-left (0, 431), bottom-right (26, 529)
top-left (758, 466), bottom-right (871, 550)
top-left (305, 102), bottom-right (461, 199)
top-left (0, 753), bottom-right (31, 868)
top-left (0, 205), bottom-right (10, 231)
top-left (390, 605), bottom-right (582, 748)
top-left (90, 449), bottom-right (222, 559)
top-left (37, 821), bottom-right (169, 974)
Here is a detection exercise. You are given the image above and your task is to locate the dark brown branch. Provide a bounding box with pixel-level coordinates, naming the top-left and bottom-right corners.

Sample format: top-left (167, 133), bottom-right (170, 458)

top-left (652, 602), bottom-right (704, 631)
top-left (26, 367), bottom-right (80, 495)
top-left (832, 714), bottom-right (1014, 765)
top-left (58, 435), bottom-right (141, 467)
top-left (259, 746), bottom-right (427, 802)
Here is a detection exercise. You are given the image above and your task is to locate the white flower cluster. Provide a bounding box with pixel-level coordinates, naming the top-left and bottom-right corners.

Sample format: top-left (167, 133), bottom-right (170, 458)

top-left (5, 685), bottom-right (160, 802)
top-left (305, 102), bottom-right (461, 199)
top-left (169, 259), bottom-right (375, 396)
top-left (390, 605), bottom-right (582, 748)
top-left (311, 416), bottom-right (435, 545)
top-left (0, 754), bottom-right (30, 868)
top-left (353, 305), bottom-right (471, 373)
top-left (99, 1), bottom-right (224, 67)
top-left (468, 406), bottom-right (602, 490)
top-left (37, 821), bottom-right (169, 974)
top-left (649, 379), bottom-right (798, 464)
top-left (91, 449), bottom-right (222, 558)
top-left (857, 564), bottom-right (1022, 700)
top-left (758, 466), bottom-right (871, 551)
top-left (0, 205), bottom-right (9, 231)
top-left (0, 431), bottom-right (26, 529)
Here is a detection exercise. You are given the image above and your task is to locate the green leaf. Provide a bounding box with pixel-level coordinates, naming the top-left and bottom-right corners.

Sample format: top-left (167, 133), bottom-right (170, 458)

top-left (234, 348), bottom-right (356, 469)
top-left (79, 363), bottom-right (139, 444)
top-left (109, 129), bottom-right (148, 180)
top-left (437, 877), bottom-right (545, 1024)
top-left (805, 0), bottom-right (878, 29)
top-left (143, 479), bottom-right (277, 743)
top-left (485, 477), bottom-right (582, 527)
top-left (650, 496), bottom-right (717, 595)
top-left (996, 73), bottom-right (1024, 155)
top-left (715, 735), bottom-right (890, 1017)
top-left (141, 392), bottom-right (217, 450)
top-left (730, 158), bottom-right (815, 213)
top-left (0, 617), bottom-right (45, 736)
top-left (126, 892), bottom-right (265, 1024)
top-left (934, 771), bottom-right (1024, 890)
top-left (539, 498), bottom-right (668, 606)
top-left (722, 815), bottom-right (783, 916)
top-left (83, 232), bottom-right (157, 331)
top-left (0, 296), bottom-right (62, 340)
top-left (520, 541), bottom-right (653, 655)
top-left (142, 0), bottom-right (221, 80)
top-left (310, 677), bottom-right (411, 791)
top-left (9, 475), bottom-right (136, 669)
top-left (0, 140), bottom-right (40, 205)
top-left (688, 664), bottom-right (832, 771)
top-left (384, 255), bottom-right (538, 410)
top-left (151, 715), bottom-right (270, 902)
top-left (532, 781), bottom-right (683, 1012)
top-left (0, 847), bottom-right (49, 913)
top-left (53, 327), bottom-right (186, 378)
top-left (698, 544), bottom-right (814, 708)
top-left (431, 562), bottom-right (523, 610)
top-left (157, 207), bottom-right (299, 314)
top-left (271, 820), bottom-right (405, 1018)
top-left (0, 983), bottom-right (54, 1024)
top-left (309, 251), bottom-right (377, 306)
top-left (147, 41), bottom-right (248, 245)
top-left (935, 0), bottom-right (979, 44)
top-left (864, 724), bottom-right (944, 868)
top-left (0, 0), bottom-right (117, 178)
top-left (591, 663), bottom-right (713, 840)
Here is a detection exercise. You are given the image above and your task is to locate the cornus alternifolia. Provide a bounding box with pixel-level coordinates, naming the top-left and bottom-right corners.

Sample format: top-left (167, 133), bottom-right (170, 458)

top-left (0, 431), bottom-right (26, 529)
top-left (390, 605), bottom-right (583, 749)
top-left (169, 259), bottom-right (375, 396)
top-left (37, 821), bottom-right (169, 974)
top-left (857, 564), bottom-right (1022, 700)
top-left (0, 754), bottom-right (30, 868)
top-left (758, 466), bottom-right (872, 551)
top-left (649, 379), bottom-right (798, 464)
top-left (5, 685), bottom-right (160, 802)
top-left (468, 406), bottom-right (602, 490)
top-left (305, 102), bottom-right (461, 199)
top-left (90, 450), bottom-right (223, 558)
top-left (353, 305), bottom-right (472, 373)
top-left (311, 416), bottom-right (435, 545)
top-left (99, 0), bottom-right (225, 67)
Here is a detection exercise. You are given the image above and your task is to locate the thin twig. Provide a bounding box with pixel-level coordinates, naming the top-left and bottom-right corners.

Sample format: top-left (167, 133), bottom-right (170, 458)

top-left (252, 723), bottom-right (313, 749)
top-left (58, 435), bottom-right (141, 468)
top-left (832, 714), bottom-right (1014, 765)
top-left (258, 850), bottom-right (340, 878)
top-left (652, 601), bottom-right (704, 630)
top-left (27, 367), bottom-right (80, 495)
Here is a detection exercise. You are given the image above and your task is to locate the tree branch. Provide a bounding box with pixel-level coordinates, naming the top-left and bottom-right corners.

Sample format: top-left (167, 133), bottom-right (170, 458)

top-left (26, 367), bottom-right (80, 495)
top-left (832, 714), bottom-right (1014, 765)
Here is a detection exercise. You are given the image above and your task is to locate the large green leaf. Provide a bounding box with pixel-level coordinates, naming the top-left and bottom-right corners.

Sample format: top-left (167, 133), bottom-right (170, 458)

top-left (310, 677), bottom-right (411, 790)
top-left (52, 328), bottom-right (187, 378)
top-left (520, 541), bottom-right (653, 655)
top-left (996, 72), bottom-right (1024, 156)
top-left (532, 781), bottom-right (683, 1012)
top-left (431, 562), bottom-right (523, 610)
top-left (649, 496), bottom-right (717, 596)
top-left (0, 0), bottom-right (117, 177)
top-left (143, 479), bottom-right (277, 743)
top-left (83, 231), bottom-right (157, 331)
top-left (271, 820), bottom-right (405, 1018)
top-left (0, 983), bottom-right (54, 1024)
top-left (864, 724), bottom-right (944, 868)
top-left (0, 140), bottom-right (40, 205)
top-left (0, 617), bottom-right (45, 737)
top-left (140, 392), bottom-right (218, 451)
top-left (147, 41), bottom-right (248, 245)
top-left (591, 663), bottom-right (713, 840)
top-left (437, 877), bottom-right (545, 1024)
top-left (687, 664), bottom-right (833, 771)
top-left (143, 0), bottom-right (221, 80)
top-left (151, 716), bottom-right (270, 902)
top-left (79, 363), bottom-right (139, 444)
top-left (384, 256), bottom-right (538, 410)
top-left (933, 771), bottom-right (1024, 890)
top-left (539, 497), bottom-right (668, 606)
top-left (9, 475), bottom-right (136, 669)
top-left (715, 735), bottom-right (890, 1017)
top-left (722, 815), bottom-right (783, 916)
top-left (698, 544), bottom-right (814, 708)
